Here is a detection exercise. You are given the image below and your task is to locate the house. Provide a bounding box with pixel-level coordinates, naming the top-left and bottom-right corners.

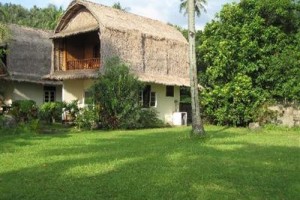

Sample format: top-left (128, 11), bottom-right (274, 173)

top-left (0, 24), bottom-right (62, 108)
top-left (46, 0), bottom-right (190, 124)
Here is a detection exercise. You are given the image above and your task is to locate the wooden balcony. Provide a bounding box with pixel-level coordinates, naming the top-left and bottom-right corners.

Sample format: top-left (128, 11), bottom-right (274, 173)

top-left (66, 58), bottom-right (100, 70)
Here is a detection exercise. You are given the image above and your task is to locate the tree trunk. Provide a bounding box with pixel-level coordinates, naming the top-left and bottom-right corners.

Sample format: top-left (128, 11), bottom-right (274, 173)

top-left (188, 0), bottom-right (205, 136)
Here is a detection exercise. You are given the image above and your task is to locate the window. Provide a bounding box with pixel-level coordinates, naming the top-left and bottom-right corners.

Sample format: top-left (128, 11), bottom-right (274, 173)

top-left (44, 86), bottom-right (56, 102)
top-left (166, 86), bottom-right (174, 97)
top-left (140, 85), bottom-right (157, 108)
top-left (142, 85), bottom-right (151, 108)
top-left (139, 90), bottom-right (143, 106)
top-left (150, 92), bottom-right (157, 107)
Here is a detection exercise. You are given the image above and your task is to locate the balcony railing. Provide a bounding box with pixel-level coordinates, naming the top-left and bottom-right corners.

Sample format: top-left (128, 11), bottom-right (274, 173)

top-left (66, 58), bottom-right (100, 70)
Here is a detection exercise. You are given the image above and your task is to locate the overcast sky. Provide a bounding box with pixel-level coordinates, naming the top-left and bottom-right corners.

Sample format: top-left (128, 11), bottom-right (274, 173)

top-left (1, 0), bottom-right (239, 29)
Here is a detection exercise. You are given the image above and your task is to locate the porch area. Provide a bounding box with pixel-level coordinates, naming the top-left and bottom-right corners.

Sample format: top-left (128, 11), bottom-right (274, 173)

top-left (53, 31), bottom-right (101, 71)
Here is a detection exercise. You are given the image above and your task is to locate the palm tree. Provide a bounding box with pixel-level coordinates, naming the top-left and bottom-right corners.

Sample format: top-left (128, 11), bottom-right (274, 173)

top-left (112, 2), bottom-right (129, 12)
top-left (180, 0), bottom-right (207, 17)
top-left (187, 0), bottom-right (205, 136)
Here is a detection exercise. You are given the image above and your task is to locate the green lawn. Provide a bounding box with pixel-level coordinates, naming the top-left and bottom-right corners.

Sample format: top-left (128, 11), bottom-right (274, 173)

top-left (0, 126), bottom-right (299, 199)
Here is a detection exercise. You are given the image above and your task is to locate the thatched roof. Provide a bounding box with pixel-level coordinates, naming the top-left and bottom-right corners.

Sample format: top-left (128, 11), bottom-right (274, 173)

top-left (1, 24), bottom-right (61, 85)
top-left (49, 0), bottom-right (190, 87)
top-left (44, 69), bottom-right (99, 80)
top-left (52, 0), bottom-right (187, 43)
top-left (44, 69), bottom-right (190, 87)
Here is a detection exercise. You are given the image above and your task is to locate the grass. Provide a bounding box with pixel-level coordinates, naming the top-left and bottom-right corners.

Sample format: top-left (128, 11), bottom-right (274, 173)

top-left (0, 125), bottom-right (299, 199)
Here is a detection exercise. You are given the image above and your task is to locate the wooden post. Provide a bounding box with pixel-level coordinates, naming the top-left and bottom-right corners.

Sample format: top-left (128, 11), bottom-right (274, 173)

top-left (63, 39), bottom-right (67, 71)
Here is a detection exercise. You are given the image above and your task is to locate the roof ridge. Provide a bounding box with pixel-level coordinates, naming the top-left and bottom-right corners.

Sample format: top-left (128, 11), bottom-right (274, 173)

top-left (8, 24), bottom-right (52, 34)
top-left (77, 0), bottom-right (179, 33)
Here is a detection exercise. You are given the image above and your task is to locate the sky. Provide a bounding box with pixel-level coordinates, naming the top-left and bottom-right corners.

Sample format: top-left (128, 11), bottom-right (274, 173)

top-left (1, 0), bottom-right (239, 30)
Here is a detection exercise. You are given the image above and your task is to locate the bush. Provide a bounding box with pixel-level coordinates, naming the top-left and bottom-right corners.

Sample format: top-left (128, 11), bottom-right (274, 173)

top-left (64, 100), bottom-right (79, 121)
top-left (10, 100), bottom-right (38, 123)
top-left (0, 116), bottom-right (40, 135)
top-left (0, 114), bottom-right (17, 129)
top-left (39, 102), bottom-right (64, 124)
top-left (136, 108), bottom-right (164, 129)
top-left (90, 57), bottom-right (144, 129)
top-left (75, 105), bottom-right (100, 130)
top-left (201, 74), bottom-right (267, 126)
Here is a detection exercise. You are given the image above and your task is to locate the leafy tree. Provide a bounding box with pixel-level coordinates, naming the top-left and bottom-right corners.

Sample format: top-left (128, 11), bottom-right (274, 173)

top-left (180, 0), bottom-right (207, 17)
top-left (0, 12), bottom-right (10, 49)
top-left (0, 3), bottom-right (63, 30)
top-left (197, 0), bottom-right (300, 126)
top-left (0, 22), bottom-right (9, 58)
top-left (90, 57), bottom-right (144, 129)
top-left (187, 0), bottom-right (205, 136)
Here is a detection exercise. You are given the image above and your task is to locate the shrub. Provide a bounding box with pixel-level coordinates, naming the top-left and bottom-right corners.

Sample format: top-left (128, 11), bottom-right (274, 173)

top-left (201, 74), bottom-right (267, 126)
top-left (64, 100), bottom-right (79, 121)
top-left (0, 114), bottom-right (17, 129)
top-left (136, 108), bottom-right (164, 129)
top-left (254, 103), bottom-right (278, 125)
top-left (90, 57), bottom-right (144, 129)
top-left (10, 100), bottom-right (38, 123)
top-left (75, 105), bottom-right (100, 130)
top-left (39, 102), bottom-right (64, 124)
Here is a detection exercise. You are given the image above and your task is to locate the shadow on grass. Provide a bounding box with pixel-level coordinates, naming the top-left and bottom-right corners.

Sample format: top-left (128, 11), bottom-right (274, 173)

top-left (0, 127), bottom-right (299, 199)
top-left (0, 124), bottom-right (72, 150)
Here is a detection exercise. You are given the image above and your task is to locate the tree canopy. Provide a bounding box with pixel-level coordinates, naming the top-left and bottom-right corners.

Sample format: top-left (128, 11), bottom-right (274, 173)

top-left (180, 0), bottom-right (207, 17)
top-left (112, 2), bottom-right (129, 11)
top-left (197, 0), bottom-right (300, 126)
top-left (0, 3), bottom-right (63, 30)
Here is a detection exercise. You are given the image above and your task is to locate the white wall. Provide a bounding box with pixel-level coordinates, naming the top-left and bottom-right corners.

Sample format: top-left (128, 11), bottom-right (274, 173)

top-left (62, 80), bottom-right (180, 124)
top-left (63, 79), bottom-right (94, 107)
top-left (0, 80), bottom-right (62, 106)
top-left (150, 83), bottom-right (180, 124)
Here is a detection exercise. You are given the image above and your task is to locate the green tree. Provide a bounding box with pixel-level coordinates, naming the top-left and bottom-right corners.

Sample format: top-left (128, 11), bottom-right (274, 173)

top-left (0, 9), bottom-right (9, 44)
top-left (90, 57), bottom-right (143, 129)
top-left (0, 23), bottom-right (9, 47)
top-left (0, 3), bottom-right (63, 30)
top-left (197, 0), bottom-right (300, 126)
top-left (187, 0), bottom-right (205, 136)
top-left (180, 0), bottom-right (207, 16)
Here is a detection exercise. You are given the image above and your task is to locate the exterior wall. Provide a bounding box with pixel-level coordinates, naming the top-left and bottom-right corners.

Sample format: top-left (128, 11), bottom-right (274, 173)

top-left (150, 83), bottom-right (180, 124)
top-left (63, 79), bottom-right (94, 107)
top-left (62, 80), bottom-right (180, 124)
top-left (0, 80), bottom-right (62, 106)
top-left (269, 105), bottom-right (300, 127)
top-left (13, 82), bottom-right (44, 105)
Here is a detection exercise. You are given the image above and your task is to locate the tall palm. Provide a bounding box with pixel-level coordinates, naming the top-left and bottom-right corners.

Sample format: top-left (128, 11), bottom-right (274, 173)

top-left (112, 2), bottom-right (129, 11)
top-left (187, 0), bottom-right (205, 136)
top-left (180, 0), bottom-right (207, 17)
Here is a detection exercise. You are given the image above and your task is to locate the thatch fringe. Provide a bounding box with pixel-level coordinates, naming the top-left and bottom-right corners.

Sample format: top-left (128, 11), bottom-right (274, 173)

top-left (44, 69), bottom-right (99, 80)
